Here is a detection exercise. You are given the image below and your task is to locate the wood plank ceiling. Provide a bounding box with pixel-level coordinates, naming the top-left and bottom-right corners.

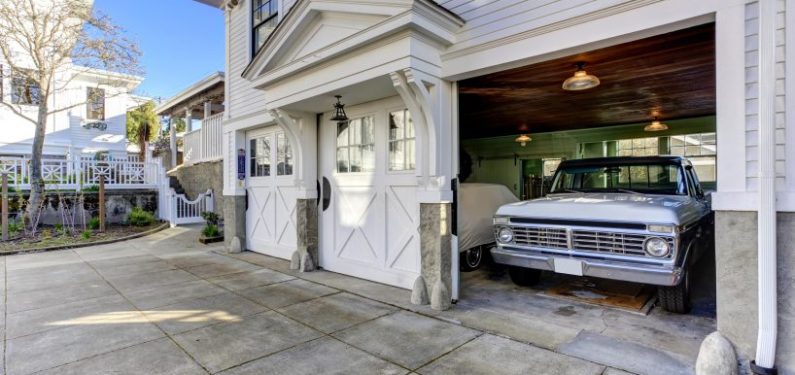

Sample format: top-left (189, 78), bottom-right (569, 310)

top-left (458, 23), bottom-right (716, 139)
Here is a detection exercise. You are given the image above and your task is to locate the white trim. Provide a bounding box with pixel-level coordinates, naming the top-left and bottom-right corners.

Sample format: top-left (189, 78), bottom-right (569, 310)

top-left (154, 72), bottom-right (225, 115)
top-left (787, 0), bottom-right (795, 192)
top-left (716, 3), bottom-right (749, 194)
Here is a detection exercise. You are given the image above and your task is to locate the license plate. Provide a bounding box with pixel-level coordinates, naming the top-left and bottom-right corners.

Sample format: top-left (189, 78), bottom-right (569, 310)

top-left (554, 258), bottom-right (583, 276)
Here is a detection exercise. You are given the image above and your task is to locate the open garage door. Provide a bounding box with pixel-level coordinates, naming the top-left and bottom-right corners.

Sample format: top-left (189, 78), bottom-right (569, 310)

top-left (454, 23), bottom-right (717, 316)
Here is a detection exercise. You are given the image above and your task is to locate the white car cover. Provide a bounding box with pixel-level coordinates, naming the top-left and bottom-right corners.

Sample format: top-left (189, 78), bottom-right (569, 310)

top-left (458, 183), bottom-right (519, 252)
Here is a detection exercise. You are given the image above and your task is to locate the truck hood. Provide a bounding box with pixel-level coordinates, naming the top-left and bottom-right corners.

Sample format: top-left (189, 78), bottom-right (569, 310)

top-left (495, 192), bottom-right (705, 226)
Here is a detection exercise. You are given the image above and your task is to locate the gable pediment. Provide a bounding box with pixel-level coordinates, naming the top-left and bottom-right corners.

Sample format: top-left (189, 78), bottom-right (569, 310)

top-left (242, 0), bottom-right (464, 83)
top-left (269, 11), bottom-right (388, 71)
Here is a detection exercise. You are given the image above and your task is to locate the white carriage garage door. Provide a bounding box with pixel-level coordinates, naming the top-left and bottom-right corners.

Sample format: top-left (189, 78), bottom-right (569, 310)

top-left (246, 126), bottom-right (298, 259)
top-left (319, 100), bottom-right (421, 289)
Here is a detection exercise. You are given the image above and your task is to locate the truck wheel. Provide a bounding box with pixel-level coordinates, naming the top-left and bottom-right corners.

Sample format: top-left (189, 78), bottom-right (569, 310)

top-left (657, 270), bottom-right (691, 313)
top-left (460, 247), bottom-right (483, 272)
top-left (508, 266), bottom-right (541, 286)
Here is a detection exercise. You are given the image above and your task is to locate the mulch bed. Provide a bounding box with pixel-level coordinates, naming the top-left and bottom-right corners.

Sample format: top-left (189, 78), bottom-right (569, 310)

top-left (0, 222), bottom-right (169, 254)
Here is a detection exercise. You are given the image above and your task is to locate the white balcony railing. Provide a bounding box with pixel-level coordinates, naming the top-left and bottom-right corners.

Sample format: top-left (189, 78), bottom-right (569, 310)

top-left (183, 112), bottom-right (223, 166)
top-left (0, 157), bottom-right (161, 190)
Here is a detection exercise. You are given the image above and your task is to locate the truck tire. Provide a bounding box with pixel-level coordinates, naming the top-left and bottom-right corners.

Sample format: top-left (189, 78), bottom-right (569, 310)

top-left (460, 247), bottom-right (483, 272)
top-left (508, 266), bottom-right (541, 286)
top-left (657, 270), bottom-right (691, 313)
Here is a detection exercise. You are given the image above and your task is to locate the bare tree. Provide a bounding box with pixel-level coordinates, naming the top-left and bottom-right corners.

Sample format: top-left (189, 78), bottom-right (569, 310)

top-left (0, 0), bottom-right (141, 226)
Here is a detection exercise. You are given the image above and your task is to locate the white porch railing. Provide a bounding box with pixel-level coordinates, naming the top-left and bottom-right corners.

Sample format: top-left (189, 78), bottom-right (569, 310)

top-left (166, 188), bottom-right (213, 226)
top-left (0, 157), bottom-right (161, 190)
top-left (183, 112), bottom-right (223, 166)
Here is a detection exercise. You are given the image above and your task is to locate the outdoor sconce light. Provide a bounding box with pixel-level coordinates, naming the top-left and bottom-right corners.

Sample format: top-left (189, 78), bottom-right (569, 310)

top-left (644, 117), bottom-right (669, 132)
top-left (330, 95), bottom-right (349, 123)
top-left (562, 62), bottom-right (600, 91)
top-left (515, 134), bottom-right (532, 147)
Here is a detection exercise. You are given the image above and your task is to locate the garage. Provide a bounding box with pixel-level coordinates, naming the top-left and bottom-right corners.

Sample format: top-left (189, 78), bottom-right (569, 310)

top-left (454, 23), bottom-right (717, 317)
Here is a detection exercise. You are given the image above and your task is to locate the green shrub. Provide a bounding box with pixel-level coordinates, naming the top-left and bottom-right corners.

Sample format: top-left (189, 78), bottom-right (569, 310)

top-left (202, 224), bottom-right (220, 238)
top-left (54, 223), bottom-right (63, 232)
top-left (83, 185), bottom-right (100, 192)
top-left (87, 217), bottom-right (100, 230)
top-left (201, 211), bottom-right (219, 226)
top-left (81, 230), bottom-right (91, 240)
top-left (128, 207), bottom-right (155, 227)
top-left (7, 220), bottom-right (21, 236)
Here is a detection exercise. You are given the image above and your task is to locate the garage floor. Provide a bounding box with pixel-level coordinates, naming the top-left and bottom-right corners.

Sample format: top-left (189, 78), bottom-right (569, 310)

top-left (2, 226), bottom-right (716, 375)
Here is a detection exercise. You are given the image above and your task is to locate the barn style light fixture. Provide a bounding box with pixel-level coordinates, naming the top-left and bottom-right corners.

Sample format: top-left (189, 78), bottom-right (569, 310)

top-left (515, 134), bottom-right (532, 147)
top-left (644, 117), bottom-right (669, 132)
top-left (562, 62), bottom-right (600, 91)
top-left (330, 95), bottom-right (349, 123)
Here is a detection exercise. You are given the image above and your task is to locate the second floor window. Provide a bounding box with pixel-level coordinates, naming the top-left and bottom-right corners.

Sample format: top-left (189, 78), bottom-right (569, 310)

top-left (86, 87), bottom-right (105, 120)
top-left (253, 0), bottom-right (278, 54)
top-left (11, 74), bottom-right (41, 105)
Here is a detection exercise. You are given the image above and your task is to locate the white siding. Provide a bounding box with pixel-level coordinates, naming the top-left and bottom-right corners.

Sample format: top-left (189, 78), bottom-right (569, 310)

top-left (227, 4), bottom-right (267, 119)
top-left (438, 0), bottom-right (636, 53)
top-left (744, 0), bottom-right (786, 191)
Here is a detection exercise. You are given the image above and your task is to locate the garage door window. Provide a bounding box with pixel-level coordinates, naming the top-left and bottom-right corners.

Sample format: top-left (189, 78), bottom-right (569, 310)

top-left (388, 109), bottom-right (415, 171)
top-left (276, 132), bottom-right (293, 176)
top-left (670, 133), bottom-right (716, 183)
top-left (337, 116), bottom-right (375, 173)
top-left (250, 136), bottom-right (271, 177)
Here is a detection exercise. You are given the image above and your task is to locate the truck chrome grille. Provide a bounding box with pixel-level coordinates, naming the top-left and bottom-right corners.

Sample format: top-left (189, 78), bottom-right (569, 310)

top-left (571, 230), bottom-right (673, 257)
top-left (501, 225), bottom-right (675, 259)
top-left (510, 227), bottom-right (568, 249)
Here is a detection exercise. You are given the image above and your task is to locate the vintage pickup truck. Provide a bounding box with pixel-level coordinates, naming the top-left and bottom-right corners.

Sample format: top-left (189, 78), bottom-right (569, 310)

top-left (490, 156), bottom-right (713, 313)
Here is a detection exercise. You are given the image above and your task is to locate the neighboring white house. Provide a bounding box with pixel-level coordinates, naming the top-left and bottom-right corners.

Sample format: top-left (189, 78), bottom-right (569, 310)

top-left (197, 0), bottom-right (794, 372)
top-left (0, 63), bottom-right (144, 159)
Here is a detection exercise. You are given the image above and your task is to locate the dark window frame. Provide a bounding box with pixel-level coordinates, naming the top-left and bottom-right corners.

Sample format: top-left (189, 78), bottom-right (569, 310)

top-left (10, 70), bottom-right (41, 106)
top-left (252, 0), bottom-right (278, 56)
top-left (86, 87), bottom-right (106, 121)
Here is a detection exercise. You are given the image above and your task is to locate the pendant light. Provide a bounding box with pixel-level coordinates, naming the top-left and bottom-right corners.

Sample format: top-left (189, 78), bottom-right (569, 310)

top-left (562, 62), bottom-right (600, 91)
top-left (515, 134), bottom-right (532, 147)
top-left (644, 117), bottom-right (669, 132)
top-left (330, 95), bottom-right (349, 123)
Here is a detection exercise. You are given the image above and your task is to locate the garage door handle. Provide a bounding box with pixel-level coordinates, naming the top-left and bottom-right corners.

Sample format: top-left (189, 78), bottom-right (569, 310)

top-left (322, 177), bottom-right (331, 212)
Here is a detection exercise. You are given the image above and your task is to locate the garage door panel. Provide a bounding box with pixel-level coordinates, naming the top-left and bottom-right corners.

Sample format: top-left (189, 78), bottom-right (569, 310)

top-left (385, 186), bottom-right (420, 273)
top-left (275, 186), bottom-right (298, 248)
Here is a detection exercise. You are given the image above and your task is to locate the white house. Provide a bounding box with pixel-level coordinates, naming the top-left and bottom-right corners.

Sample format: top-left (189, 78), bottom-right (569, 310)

top-left (0, 63), bottom-right (145, 159)
top-left (196, 0), bottom-right (793, 372)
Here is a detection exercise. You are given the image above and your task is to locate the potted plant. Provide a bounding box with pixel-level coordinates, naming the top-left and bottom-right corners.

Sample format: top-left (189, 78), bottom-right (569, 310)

top-left (199, 211), bottom-right (223, 244)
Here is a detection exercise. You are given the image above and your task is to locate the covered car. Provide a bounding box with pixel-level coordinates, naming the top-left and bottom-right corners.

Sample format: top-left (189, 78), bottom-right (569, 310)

top-left (458, 183), bottom-right (519, 271)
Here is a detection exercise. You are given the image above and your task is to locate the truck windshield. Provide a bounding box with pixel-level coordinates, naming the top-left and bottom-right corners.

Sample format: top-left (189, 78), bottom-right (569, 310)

top-left (550, 163), bottom-right (687, 195)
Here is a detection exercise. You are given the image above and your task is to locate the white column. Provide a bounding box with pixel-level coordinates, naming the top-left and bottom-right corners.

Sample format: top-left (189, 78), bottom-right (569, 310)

top-left (185, 107), bottom-right (193, 132)
top-left (169, 116), bottom-right (177, 168)
top-left (204, 101), bottom-right (212, 119)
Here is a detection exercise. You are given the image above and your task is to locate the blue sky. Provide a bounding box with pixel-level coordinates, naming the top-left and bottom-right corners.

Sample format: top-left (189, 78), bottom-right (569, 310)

top-left (94, 0), bottom-right (225, 101)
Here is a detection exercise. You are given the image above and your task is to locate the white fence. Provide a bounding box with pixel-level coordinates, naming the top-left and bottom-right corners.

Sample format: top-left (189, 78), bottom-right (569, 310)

top-left (168, 189), bottom-right (213, 226)
top-left (0, 157), bottom-right (161, 190)
top-left (183, 113), bottom-right (223, 166)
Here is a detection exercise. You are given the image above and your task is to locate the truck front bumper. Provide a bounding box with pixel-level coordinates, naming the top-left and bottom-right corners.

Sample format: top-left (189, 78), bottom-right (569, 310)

top-left (490, 247), bottom-right (684, 286)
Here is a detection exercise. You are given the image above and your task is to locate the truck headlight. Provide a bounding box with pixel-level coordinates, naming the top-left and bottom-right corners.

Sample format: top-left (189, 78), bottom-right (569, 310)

top-left (644, 237), bottom-right (671, 257)
top-left (497, 227), bottom-right (514, 244)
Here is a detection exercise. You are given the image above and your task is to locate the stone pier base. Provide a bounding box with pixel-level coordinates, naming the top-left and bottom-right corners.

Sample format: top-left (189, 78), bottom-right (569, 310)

top-left (415, 203), bottom-right (452, 311)
top-left (223, 195), bottom-right (246, 254)
top-left (291, 198), bottom-right (318, 272)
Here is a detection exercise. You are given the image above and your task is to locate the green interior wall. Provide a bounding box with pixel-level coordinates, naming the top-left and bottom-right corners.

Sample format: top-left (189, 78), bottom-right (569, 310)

top-left (461, 116), bottom-right (716, 193)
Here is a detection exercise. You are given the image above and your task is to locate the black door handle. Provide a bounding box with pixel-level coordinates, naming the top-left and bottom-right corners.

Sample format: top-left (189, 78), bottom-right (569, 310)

top-left (322, 177), bottom-right (331, 211)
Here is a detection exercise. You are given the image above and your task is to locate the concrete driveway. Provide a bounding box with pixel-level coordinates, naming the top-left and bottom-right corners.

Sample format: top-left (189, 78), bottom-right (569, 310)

top-left (0, 227), bottom-right (712, 375)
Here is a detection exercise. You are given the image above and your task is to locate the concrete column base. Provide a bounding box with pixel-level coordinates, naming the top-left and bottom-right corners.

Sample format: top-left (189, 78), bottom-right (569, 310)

top-left (417, 203), bottom-right (452, 311)
top-left (290, 198), bottom-right (318, 272)
top-left (223, 195), bottom-right (246, 254)
top-left (695, 332), bottom-right (738, 375)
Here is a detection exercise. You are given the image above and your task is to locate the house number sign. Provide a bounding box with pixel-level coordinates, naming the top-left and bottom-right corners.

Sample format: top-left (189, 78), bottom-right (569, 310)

top-left (82, 121), bottom-right (108, 131)
top-left (237, 148), bottom-right (245, 181)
